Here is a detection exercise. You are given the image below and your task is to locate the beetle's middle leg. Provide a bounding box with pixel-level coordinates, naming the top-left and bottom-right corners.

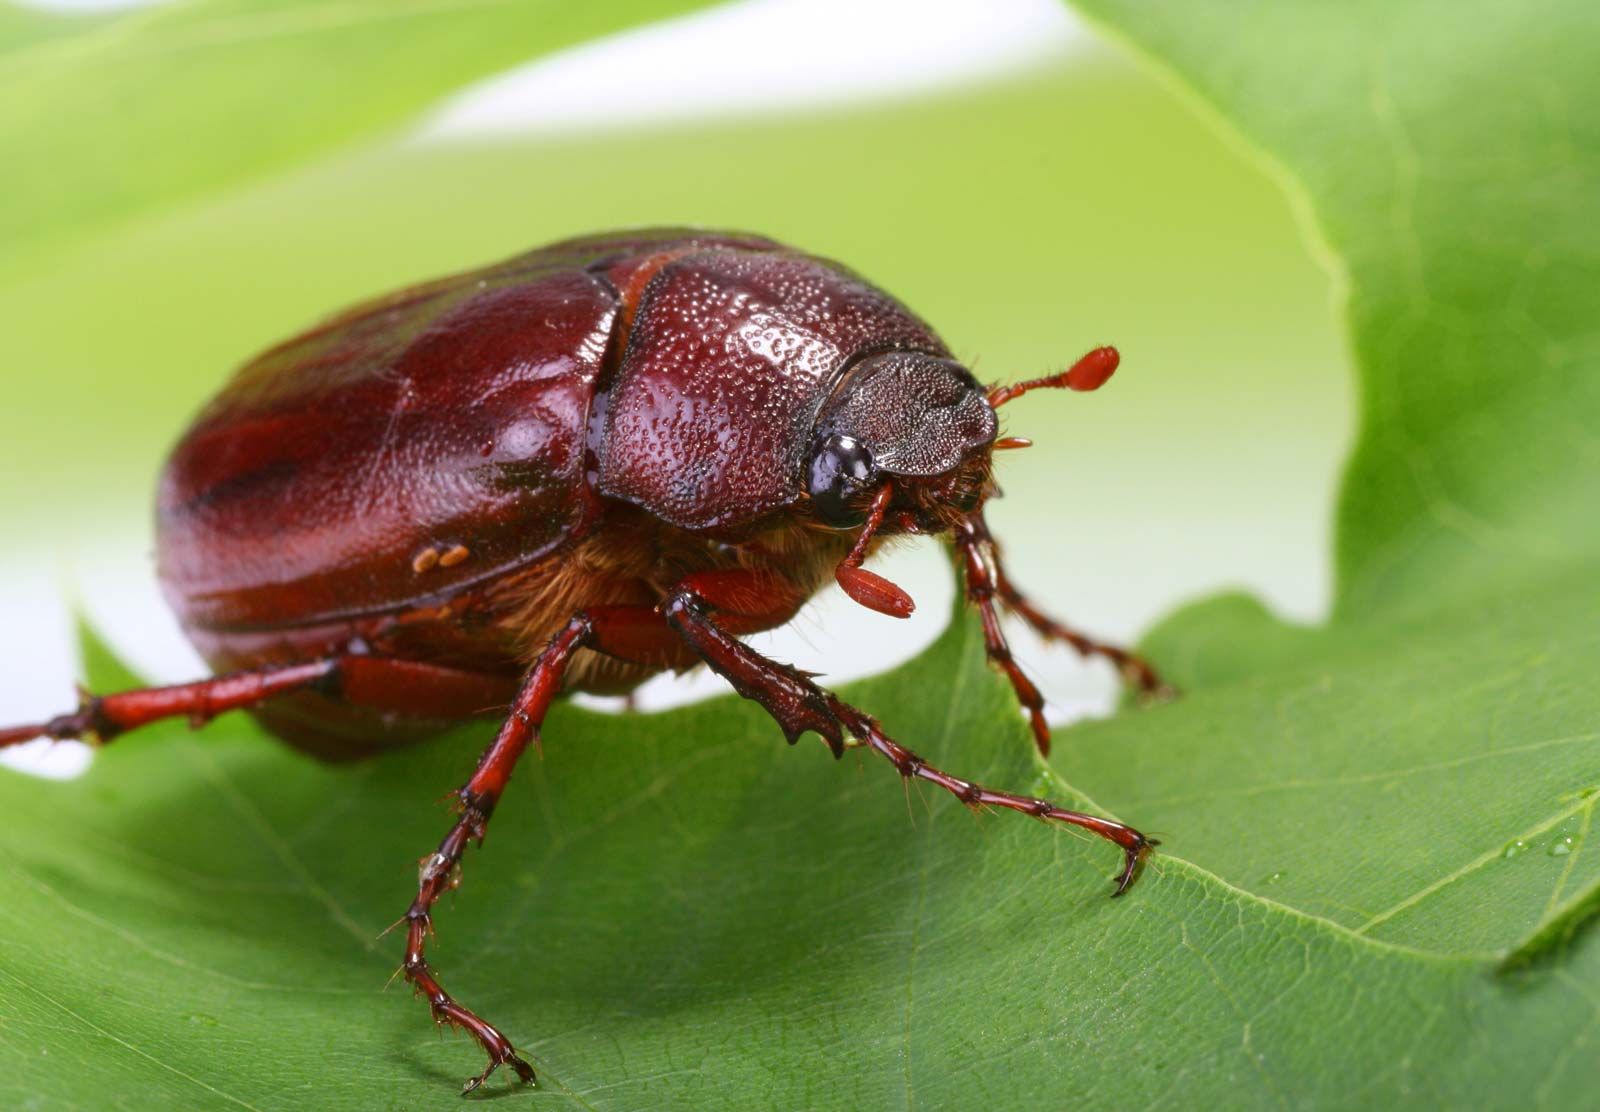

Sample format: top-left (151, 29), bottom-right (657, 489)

top-left (657, 575), bottom-right (1155, 896)
top-left (398, 615), bottom-right (596, 1093)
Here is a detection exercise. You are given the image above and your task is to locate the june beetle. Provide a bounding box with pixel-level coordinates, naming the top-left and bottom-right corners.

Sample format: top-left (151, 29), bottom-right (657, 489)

top-left (1, 230), bottom-right (1166, 1091)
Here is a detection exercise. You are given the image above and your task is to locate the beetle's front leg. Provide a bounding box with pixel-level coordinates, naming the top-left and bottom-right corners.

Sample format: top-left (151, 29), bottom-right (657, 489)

top-left (958, 513), bottom-right (1173, 711)
top-left (952, 517), bottom-right (1053, 755)
top-left (662, 570), bottom-right (841, 751)
top-left (658, 579), bottom-right (1155, 896)
top-left (400, 615), bottom-right (594, 1094)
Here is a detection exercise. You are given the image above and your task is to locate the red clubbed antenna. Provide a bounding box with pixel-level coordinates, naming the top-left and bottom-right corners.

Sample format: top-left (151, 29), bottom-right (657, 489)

top-left (835, 484), bottom-right (914, 619)
top-left (987, 345), bottom-right (1119, 409)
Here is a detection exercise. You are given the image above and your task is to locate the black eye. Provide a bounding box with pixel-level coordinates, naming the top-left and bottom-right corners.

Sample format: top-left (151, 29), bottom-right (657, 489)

top-left (807, 433), bottom-right (876, 526)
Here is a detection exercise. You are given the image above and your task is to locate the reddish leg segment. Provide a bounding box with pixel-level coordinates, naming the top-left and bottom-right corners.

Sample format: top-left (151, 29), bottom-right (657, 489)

top-left (397, 601), bottom-right (714, 1092)
top-left (398, 615), bottom-right (597, 1093)
top-left (996, 569), bottom-right (1171, 699)
top-left (0, 655), bottom-right (520, 750)
top-left (659, 579), bottom-right (1155, 895)
top-left (960, 514), bottom-right (1172, 718)
top-left (0, 649), bottom-right (573, 1089)
top-left (825, 697), bottom-right (1154, 895)
top-left (0, 659), bottom-right (343, 747)
top-left (953, 518), bottom-right (1052, 755)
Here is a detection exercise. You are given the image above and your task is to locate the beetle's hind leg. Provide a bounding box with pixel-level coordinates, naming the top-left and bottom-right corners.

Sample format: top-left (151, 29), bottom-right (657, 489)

top-left (658, 574), bottom-right (1155, 896)
top-left (958, 514), bottom-right (1173, 720)
top-left (0, 656), bottom-right (519, 754)
top-left (0, 659), bottom-right (346, 748)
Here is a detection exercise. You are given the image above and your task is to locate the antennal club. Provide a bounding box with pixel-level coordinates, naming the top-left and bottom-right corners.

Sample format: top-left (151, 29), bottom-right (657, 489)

top-left (987, 345), bottom-right (1120, 408)
top-left (835, 485), bottom-right (915, 619)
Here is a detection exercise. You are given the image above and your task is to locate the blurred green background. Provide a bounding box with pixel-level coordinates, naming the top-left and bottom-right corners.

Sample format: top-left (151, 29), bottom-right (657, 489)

top-left (0, 0), bottom-right (1345, 741)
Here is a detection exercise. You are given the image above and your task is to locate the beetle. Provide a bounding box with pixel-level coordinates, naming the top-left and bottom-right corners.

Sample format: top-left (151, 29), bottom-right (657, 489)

top-left (0, 229), bottom-right (1167, 1093)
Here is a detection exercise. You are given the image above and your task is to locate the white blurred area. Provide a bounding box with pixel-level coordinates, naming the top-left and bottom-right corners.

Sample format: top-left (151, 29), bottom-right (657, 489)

top-left (419, 0), bottom-right (1089, 140)
top-left (0, 0), bottom-right (1331, 779)
top-left (13, 0), bottom-right (157, 10)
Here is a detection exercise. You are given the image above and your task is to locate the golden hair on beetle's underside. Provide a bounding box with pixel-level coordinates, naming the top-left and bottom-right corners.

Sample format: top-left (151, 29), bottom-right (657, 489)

top-left (484, 508), bottom-right (854, 679)
top-left (903, 450), bottom-right (998, 535)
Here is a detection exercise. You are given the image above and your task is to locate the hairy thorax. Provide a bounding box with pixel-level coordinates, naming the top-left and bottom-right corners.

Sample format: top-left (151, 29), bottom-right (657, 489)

top-left (484, 506), bottom-right (859, 694)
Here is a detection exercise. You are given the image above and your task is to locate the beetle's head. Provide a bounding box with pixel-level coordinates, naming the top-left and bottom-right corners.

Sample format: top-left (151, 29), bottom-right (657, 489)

top-left (805, 346), bottom-right (1121, 620)
top-left (806, 352), bottom-right (997, 532)
top-left (803, 351), bottom-right (996, 619)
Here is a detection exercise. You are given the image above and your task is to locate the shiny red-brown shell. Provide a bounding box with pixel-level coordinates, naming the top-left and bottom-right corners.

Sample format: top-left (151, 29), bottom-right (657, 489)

top-left (156, 229), bottom-right (949, 749)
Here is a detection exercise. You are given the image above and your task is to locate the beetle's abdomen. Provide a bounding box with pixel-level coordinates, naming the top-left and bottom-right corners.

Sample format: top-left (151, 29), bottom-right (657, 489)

top-left (157, 264), bottom-right (618, 637)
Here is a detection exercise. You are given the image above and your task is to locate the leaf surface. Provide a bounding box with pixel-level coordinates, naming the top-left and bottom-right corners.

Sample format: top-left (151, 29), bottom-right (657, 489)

top-left (1064, 0), bottom-right (1600, 973)
top-left (0, 610), bottom-right (1596, 1110)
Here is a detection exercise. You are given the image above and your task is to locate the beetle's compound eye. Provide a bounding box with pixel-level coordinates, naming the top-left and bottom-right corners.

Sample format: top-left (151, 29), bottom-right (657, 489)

top-left (807, 433), bottom-right (877, 527)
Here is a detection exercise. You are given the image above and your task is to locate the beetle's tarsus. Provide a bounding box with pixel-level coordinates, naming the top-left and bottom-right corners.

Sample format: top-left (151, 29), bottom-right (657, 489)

top-left (1135, 679), bottom-right (1180, 707)
top-left (834, 695), bottom-right (1156, 897)
top-left (0, 701), bottom-right (107, 749)
top-left (461, 1049), bottom-right (536, 1095)
top-left (1112, 836), bottom-right (1159, 898)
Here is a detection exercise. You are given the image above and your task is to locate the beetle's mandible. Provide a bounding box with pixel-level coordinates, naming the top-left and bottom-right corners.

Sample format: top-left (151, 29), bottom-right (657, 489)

top-left (0, 229), bottom-right (1169, 1093)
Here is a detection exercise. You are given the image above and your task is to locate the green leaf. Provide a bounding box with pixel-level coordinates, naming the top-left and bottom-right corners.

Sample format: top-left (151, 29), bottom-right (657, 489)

top-left (0, 0), bottom-right (718, 270)
top-left (2, 0), bottom-right (1598, 1105)
top-left (1060, 0), bottom-right (1600, 967)
top-left (1069, 0), bottom-right (1600, 624)
top-left (1077, 568), bottom-right (1600, 959)
top-left (0, 3), bottom-right (115, 61)
top-left (0, 608), bottom-right (1594, 1110)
